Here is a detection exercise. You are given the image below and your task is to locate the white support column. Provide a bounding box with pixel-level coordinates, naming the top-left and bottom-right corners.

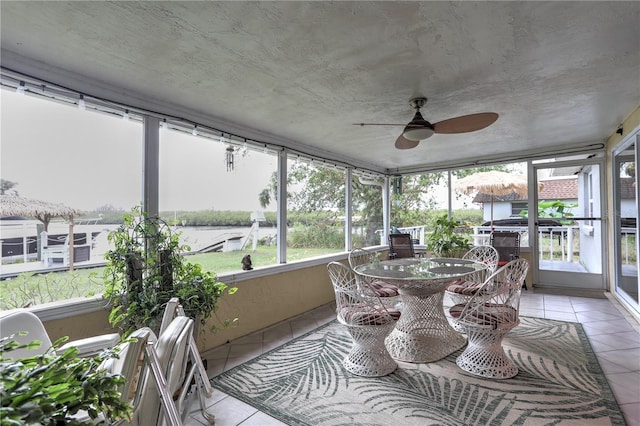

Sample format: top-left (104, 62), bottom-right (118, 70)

top-left (143, 115), bottom-right (160, 218)
top-left (22, 223), bottom-right (28, 263)
top-left (276, 150), bottom-right (287, 264)
top-left (345, 168), bottom-right (353, 251)
top-left (567, 226), bottom-right (574, 262)
top-left (447, 171), bottom-right (453, 218)
top-left (382, 175), bottom-right (391, 246)
top-left (68, 221), bottom-right (74, 270)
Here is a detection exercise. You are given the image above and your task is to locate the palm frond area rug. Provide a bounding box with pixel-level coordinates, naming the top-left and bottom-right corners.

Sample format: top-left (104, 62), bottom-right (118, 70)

top-left (211, 317), bottom-right (625, 426)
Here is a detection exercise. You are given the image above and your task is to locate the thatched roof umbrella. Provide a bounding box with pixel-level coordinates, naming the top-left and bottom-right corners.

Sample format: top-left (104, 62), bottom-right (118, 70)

top-left (0, 195), bottom-right (83, 269)
top-left (454, 171), bottom-right (541, 233)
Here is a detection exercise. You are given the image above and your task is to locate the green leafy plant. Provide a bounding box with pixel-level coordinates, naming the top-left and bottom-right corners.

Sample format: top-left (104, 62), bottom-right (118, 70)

top-left (0, 336), bottom-right (131, 425)
top-left (103, 207), bottom-right (237, 335)
top-left (426, 214), bottom-right (471, 257)
top-left (520, 200), bottom-right (577, 226)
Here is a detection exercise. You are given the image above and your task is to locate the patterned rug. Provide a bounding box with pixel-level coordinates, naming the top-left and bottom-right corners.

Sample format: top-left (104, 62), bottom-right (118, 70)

top-left (211, 317), bottom-right (625, 425)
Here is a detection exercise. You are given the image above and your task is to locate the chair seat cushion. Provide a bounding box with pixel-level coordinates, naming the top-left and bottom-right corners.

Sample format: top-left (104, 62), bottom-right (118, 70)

top-left (497, 260), bottom-right (509, 266)
top-left (445, 279), bottom-right (483, 296)
top-left (339, 305), bottom-right (401, 325)
top-left (449, 303), bottom-right (517, 328)
top-left (369, 280), bottom-right (399, 297)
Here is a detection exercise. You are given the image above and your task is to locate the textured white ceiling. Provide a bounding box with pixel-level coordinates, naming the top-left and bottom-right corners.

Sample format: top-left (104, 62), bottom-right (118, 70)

top-left (1, 1), bottom-right (639, 173)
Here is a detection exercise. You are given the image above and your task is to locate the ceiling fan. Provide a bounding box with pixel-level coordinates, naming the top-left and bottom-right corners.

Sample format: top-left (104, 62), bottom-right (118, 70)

top-left (354, 97), bottom-right (499, 149)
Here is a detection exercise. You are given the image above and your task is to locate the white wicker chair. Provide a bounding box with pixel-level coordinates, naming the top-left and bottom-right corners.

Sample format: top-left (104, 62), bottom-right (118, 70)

top-left (448, 258), bottom-right (529, 379)
top-left (444, 246), bottom-right (499, 331)
top-left (327, 261), bottom-right (400, 377)
top-left (348, 248), bottom-right (400, 305)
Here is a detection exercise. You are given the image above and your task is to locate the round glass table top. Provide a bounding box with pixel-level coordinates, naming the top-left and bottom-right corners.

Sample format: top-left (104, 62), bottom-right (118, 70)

top-left (353, 257), bottom-right (486, 281)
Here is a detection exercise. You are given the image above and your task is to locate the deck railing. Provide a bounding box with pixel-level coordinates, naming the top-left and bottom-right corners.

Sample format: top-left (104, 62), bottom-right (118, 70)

top-left (377, 226), bottom-right (426, 246)
top-left (376, 224), bottom-right (636, 266)
top-left (621, 227), bottom-right (636, 265)
top-left (472, 225), bottom-right (637, 266)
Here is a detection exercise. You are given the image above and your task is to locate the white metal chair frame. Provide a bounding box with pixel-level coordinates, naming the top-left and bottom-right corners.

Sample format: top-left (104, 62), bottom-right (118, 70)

top-left (110, 315), bottom-right (207, 426)
top-left (105, 326), bottom-right (182, 426)
top-left (124, 316), bottom-right (193, 426)
top-left (444, 246), bottom-right (499, 331)
top-left (327, 261), bottom-right (399, 377)
top-left (158, 298), bottom-right (216, 424)
top-left (0, 308), bottom-right (205, 426)
top-left (0, 309), bottom-right (176, 425)
top-left (449, 258), bottom-right (529, 379)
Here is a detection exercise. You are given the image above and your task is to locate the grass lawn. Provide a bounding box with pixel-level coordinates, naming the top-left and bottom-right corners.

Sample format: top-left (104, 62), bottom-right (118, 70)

top-left (0, 246), bottom-right (340, 310)
top-left (187, 246), bottom-right (339, 272)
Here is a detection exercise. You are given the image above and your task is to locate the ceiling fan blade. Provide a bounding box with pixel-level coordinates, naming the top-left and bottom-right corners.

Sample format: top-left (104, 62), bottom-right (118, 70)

top-left (395, 134), bottom-right (420, 149)
top-left (353, 123), bottom-right (409, 126)
top-left (433, 112), bottom-right (499, 134)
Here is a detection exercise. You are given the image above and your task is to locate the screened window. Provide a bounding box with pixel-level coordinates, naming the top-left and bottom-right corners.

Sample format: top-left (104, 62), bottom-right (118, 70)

top-left (352, 172), bottom-right (384, 247)
top-left (511, 202), bottom-right (528, 217)
top-left (0, 89), bottom-right (143, 310)
top-left (286, 158), bottom-right (345, 260)
top-left (158, 129), bottom-right (278, 273)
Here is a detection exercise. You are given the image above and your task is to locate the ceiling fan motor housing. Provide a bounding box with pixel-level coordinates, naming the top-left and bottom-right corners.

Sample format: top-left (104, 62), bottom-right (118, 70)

top-left (403, 99), bottom-right (434, 140)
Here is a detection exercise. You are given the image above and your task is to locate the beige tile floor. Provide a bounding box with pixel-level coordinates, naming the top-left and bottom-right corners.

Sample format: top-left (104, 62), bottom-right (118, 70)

top-left (184, 290), bottom-right (640, 426)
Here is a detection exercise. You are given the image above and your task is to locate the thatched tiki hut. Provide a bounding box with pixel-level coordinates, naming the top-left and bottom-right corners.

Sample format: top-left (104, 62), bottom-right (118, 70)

top-left (0, 195), bottom-right (82, 269)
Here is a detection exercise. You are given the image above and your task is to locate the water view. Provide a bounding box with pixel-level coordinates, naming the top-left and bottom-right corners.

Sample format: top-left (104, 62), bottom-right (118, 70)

top-left (1, 220), bottom-right (279, 271)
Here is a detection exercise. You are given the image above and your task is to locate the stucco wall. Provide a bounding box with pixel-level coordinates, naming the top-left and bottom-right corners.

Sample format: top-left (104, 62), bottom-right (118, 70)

top-left (44, 308), bottom-right (116, 343)
top-left (41, 259), bottom-right (338, 353)
top-left (197, 262), bottom-right (336, 351)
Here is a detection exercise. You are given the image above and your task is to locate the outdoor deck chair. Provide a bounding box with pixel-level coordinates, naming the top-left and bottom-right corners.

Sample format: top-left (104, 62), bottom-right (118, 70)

top-left (388, 233), bottom-right (416, 259)
top-left (490, 231), bottom-right (520, 266)
top-left (0, 308), bottom-right (120, 360)
top-left (41, 235), bottom-right (70, 266)
top-left (491, 231), bottom-right (526, 289)
top-left (158, 298), bottom-right (216, 424)
top-left (94, 316), bottom-right (199, 426)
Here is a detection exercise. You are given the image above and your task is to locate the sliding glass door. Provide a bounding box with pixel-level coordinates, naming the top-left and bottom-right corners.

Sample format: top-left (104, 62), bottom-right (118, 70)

top-left (613, 137), bottom-right (639, 310)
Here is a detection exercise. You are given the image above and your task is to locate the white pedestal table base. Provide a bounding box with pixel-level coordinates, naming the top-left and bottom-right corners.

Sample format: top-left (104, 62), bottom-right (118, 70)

top-left (385, 282), bottom-right (467, 363)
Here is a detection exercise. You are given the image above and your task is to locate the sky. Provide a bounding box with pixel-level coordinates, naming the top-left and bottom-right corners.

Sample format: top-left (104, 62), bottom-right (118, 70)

top-left (1, 89), bottom-right (277, 212)
top-left (1, 88), bottom-right (474, 215)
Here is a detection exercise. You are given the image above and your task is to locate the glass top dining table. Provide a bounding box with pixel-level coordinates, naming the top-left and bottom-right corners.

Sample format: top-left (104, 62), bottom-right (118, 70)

top-left (354, 257), bottom-right (487, 363)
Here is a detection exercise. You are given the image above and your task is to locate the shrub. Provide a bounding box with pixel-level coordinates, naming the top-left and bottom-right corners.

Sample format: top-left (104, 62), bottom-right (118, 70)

top-left (0, 337), bottom-right (131, 424)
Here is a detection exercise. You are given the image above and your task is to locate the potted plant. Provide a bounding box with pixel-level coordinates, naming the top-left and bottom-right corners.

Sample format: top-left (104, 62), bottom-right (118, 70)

top-left (426, 214), bottom-right (471, 258)
top-left (0, 336), bottom-right (131, 424)
top-left (103, 207), bottom-right (236, 335)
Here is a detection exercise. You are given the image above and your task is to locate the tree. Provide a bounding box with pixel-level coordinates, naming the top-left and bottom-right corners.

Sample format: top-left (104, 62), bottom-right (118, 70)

top-left (0, 179), bottom-right (19, 195)
top-left (390, 173), bottom-right (445, 227)
top-left (260, 163), bottom-right (383, 245)
top-left (258, 163), bottom-right (516, 247)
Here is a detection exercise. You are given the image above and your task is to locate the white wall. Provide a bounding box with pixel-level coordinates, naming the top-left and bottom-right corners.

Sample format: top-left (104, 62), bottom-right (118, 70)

top-left (481, 202), bottom-right (514, 222)
top-left (621, 199), bottom-right (637, 219)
